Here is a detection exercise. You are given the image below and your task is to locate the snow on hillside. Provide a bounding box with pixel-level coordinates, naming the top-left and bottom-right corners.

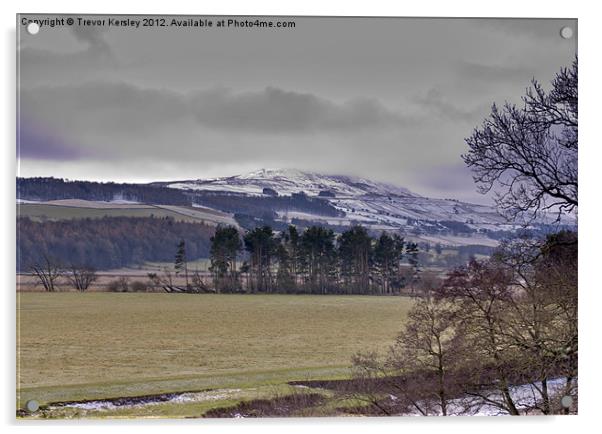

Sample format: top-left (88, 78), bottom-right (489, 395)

top-left (164, 168), bottom-right (570, 238)
top-left (168, 168), bottom-right (417, 198)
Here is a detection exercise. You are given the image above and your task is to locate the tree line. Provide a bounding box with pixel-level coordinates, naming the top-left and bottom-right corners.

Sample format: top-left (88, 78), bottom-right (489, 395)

top-left (17, 177), bottom-right (190, 205)
top-left (207, 224), bottom-right (419, 295)
top-left (193, 191), bottom-right (343, 222)
top-left (17, 216), bottom-right (214, 271)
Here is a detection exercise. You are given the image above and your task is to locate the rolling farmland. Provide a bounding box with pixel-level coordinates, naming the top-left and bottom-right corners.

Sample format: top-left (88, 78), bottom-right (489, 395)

top-left (17, 293), bottom-right (413, 416)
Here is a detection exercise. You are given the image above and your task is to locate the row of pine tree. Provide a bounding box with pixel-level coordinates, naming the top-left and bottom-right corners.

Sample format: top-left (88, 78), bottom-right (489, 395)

top-left (206, 224), bottom-right (419, 295)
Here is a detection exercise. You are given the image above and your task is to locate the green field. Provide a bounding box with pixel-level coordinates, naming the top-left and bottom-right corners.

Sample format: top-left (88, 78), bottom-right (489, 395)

top-left (17, 203), bottom-right (238, 227)
top-left (17, 293), bottom-right (412, 416)
top-left (17, 203), bottom-right (205, 223)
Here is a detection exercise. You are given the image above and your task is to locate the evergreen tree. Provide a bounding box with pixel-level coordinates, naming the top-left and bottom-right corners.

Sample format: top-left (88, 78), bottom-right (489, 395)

top-left (209, 226), bottom-right (242, 292)
top-left (405, 241), bottom-right (421, 294)
top-left (244, 226), bottom-right (277, 292)
top-left (338, 226), bottom-right (373, 294)
top-left (275, 242), bottom-right (295, 292)
top-left (373, 233), bottom-right (405, 294)
top-left (174, 239), bottom-right (188, 287)
top-left (300, 226), bottom-right (337, 294)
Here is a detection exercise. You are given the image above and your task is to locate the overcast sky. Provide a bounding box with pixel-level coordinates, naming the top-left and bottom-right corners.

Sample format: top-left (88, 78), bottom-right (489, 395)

top-left (17, 16), bottom-right (576, 203)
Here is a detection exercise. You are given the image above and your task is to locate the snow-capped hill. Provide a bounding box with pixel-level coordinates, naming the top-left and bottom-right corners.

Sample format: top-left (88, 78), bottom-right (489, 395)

top-left (167, 168), bottom-right (418, 198)
top-left (162, 168), bottom-right (571, 246)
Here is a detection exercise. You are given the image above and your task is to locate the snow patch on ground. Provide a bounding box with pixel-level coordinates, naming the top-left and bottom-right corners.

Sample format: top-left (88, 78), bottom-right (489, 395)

top-left (49, 388), bottom-right (243, 412)
top-left (404, 377), bottom-right (575, 416)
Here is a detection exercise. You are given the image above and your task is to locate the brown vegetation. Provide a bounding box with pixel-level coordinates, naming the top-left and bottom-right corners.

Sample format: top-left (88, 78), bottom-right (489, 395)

top-left (351, 231), bottom-right (577, 415)
top-left (203, 392), bottom-right (326, 418)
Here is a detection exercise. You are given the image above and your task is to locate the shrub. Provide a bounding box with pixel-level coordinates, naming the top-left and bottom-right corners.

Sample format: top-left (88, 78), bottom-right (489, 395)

top-left (107, 277), bottom-right (130, 292)
top-left (130, 280), bottom-right (150, 292)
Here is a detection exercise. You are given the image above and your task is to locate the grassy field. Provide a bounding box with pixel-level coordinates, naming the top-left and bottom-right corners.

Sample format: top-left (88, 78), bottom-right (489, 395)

top-left (17, 293), bottom-right (412, 415)
top-left (18, 203), bottom-right (199, 223)
top-left (17, 203), bottom-right (236, 226)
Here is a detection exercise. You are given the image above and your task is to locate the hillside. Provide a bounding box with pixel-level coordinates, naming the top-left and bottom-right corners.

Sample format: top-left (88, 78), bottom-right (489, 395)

top-left (161, 168), bottom-right (554, 241)
top-left (17, 170), bottom-right (573, 247)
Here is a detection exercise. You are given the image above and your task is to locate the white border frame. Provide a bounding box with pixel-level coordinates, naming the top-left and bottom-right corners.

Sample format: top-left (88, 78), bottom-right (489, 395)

top-left (3, 2), bottom-right (598, 433)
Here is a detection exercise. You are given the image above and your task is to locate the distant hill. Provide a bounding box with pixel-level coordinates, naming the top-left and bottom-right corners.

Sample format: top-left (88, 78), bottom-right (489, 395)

top-left (158, 168), bottom-right (572, 238)
top-left (17, 170), bottom-right (575, 245)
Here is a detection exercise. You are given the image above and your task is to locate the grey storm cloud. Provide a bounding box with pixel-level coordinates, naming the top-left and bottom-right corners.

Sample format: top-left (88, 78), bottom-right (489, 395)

top-left (20, 82), bottom-right (413, 141)
top-left (191, 87), bottom-right (413, 132)
top-left (16, 15), bottom-right (577, 201)
top-left (19, 83), bottom-right (188, 138)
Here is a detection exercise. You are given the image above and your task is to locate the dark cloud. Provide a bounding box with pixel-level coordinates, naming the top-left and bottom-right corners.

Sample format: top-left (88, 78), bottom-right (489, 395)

top-left (16, 15), bottom-right (577, 202)
top-left (20, 82), bottom-right (188, 137)
top-left (192, 87), bottom-right (412, 133)
top-left (17, 116), bottom-right (89, 160)
top-left (20, 82), bottom-right (412, 145)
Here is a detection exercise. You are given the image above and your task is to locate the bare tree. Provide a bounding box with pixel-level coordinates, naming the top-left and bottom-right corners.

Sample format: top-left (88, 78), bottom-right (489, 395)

top-left (148, 269), bottom-right (178, 292)
top-left (148, 268), bottom-right (212, 293)
top-left (385, 296), bottom-right (464, 415)
top-left (414, 269), bottom-right (443, 296)
top-left (351, 296), bottom-right (474, 416)
top-left (191, 269), bottom-right (213, 293)
top-left (463, 59), bottom-right (577, 221)
top-left (460, 58), bottom-right (578, 415)
top-left (30, 255), bottom-right (63, 292)
top-left (493, 231), bottom-right (577, 414)
top-left (67, 265), bottom-right (98, 292)
top-left (439, 259), bottom-right (522, 415)
top-left (350, 351), bottom-right (397, 416)
top-left (349, 60), bottom-right (580, 417)
top-left (437, 238), bottom-right (577, 416)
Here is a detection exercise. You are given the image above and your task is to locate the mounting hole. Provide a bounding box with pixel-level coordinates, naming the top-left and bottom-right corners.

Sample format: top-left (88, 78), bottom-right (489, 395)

top-left (25, 399), bottom-right (39, 413)
top-left (560, 26), bottom-right (573, 39)
top-left (26, 22), bottom-right (40, 35)
top-left (561, 395), bottom-right (573, 408)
